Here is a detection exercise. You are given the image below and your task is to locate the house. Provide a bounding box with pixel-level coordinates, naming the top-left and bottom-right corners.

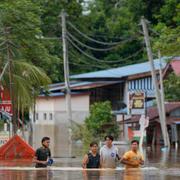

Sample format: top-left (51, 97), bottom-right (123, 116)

top-left (30, 57), bottom-right (180, 156)
top-left (125, 102), bottom-right (180, 145)
top-left (30, 81), bottom-right (124, 156)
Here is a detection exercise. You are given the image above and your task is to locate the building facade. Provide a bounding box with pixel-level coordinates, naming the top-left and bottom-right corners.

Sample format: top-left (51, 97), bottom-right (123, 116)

top-left (30, 57), bottom-right (180, 156)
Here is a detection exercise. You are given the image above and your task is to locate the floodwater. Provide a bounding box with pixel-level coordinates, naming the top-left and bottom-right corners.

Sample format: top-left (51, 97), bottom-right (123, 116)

top-left (1, 145), bottom-right (180, 180)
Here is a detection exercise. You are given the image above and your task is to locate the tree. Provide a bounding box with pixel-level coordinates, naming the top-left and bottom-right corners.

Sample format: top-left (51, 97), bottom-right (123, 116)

top-left (84, 0), bottom-right (142, 58)
top-left (36, 0), bottom-right (84, 81)
top-left (82, 101), bottom-right (119, 149)
top-left (152, 1), bottom-right (180, 56)
top-left (0, 0), bottom-right (51, 132)
top-left (0, 0), bottom-right (61, 82)
top-left (164, 73), bottom-right (180, 101)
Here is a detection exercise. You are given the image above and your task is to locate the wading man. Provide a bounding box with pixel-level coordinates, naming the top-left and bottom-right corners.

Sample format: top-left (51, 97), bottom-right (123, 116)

top-left (121, 140), bottom-right (144, 168)
top-left (100, 135), bottom-right (120, 168)
top-left (33, 137), bottom-right (51, 168)
top-left (82, 141), bottom-right (100, 169)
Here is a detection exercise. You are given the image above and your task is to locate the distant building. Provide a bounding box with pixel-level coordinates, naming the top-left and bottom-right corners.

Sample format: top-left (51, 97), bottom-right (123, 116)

top-left (125, 102), bottom-right (180, 145)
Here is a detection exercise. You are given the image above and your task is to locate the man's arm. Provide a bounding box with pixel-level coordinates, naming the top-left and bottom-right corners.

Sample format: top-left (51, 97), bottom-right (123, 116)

top-left (116, 148), bottom-right (121, 160)
top-left (116, 154), bottom-right (121, 160)
top-left (82, 154), bottom-right (88, 168)
top-left (32, 156), bottom-right (48, 165)
top-left (139, 159), bottom-right (144, 165)
top-left (120, 157), bottom-right (144, 167)
top-left (49, 149), bottom-right (51, 158)
top-left (120, 158), bottom-right (139, 167)
top-left (139, 155), bottom-right (144, 165)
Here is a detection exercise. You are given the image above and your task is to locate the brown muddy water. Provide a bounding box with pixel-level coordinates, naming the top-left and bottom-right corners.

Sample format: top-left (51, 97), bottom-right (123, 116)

top-left (0, 145), bottom-right (180, 180)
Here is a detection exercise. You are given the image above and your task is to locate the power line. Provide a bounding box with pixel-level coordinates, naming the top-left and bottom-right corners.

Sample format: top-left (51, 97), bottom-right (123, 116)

top-left (62, 60), bottom-right (104, 69)
top-left (68, 49), bottom-right (152, 77)
top-left (67, 36), bottom-right (143, 63)
top-left (67, 21), bottom-right (135, 46)
top-left (67, 31), bottom-right (121, 51)
top-left (68, 51), bottom-right (106, 69)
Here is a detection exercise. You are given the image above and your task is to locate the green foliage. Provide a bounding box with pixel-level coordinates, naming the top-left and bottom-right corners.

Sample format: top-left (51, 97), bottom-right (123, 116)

top-left (153, 25), bottom-right (180, 56)
top-left (153, 1), bottom-right (180, 55)
top-left (0, 0), bottom-right (51, 121)
top-left (164, 73), bottom-right (180, 101)
top-left (13, 61), bottom-right (51, 108)
top-left (86, 101), bottom-right (113, 133)
top-left (78, 0), bottom-right (144, 67)
top-left (0, 0), bottom-right (63, 82)
top-left (82, 101), bottom-right (119, 149)
top-left (0, 0), bottom-right (179, 106)
top-left (1, 0), bottom-right (178, 83)
top-left (155, 0), bottom-right (179, 26)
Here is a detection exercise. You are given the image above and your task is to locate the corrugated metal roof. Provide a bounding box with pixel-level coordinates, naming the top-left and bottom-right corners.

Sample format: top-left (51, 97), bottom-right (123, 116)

top-left (71, 58), bottom-right (169, 79)
top-left (39, 92), bottom-right (88, 97)
top-left (49, 81), bottom-right (122, 91)
top-left (49, 82), bottom-right (91, 91)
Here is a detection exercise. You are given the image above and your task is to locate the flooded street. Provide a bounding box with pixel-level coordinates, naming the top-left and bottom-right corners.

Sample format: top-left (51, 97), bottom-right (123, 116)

top-left (0, 145), bottom-right (180, 179)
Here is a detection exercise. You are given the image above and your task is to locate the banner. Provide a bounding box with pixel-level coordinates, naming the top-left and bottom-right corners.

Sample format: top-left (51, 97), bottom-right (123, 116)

top-left (0, 85), bottom-right (12, 114)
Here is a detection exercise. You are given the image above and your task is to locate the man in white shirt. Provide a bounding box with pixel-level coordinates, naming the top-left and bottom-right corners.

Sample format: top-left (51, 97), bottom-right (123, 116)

top-left (100, 135), bottom-right (120, 168)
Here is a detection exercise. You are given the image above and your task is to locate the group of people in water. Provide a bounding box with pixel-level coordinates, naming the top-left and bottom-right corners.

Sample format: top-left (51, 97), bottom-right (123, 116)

top-left (82, 135), bottom-right (144, 169)
top-left (33, 135), bottom-right (144, 169)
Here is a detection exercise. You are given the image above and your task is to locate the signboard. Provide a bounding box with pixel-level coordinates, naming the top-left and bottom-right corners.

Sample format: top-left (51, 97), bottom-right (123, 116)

top-left (128, 92), bottom-right (145, 115)
top-left (0, 85), bottom-right (12, 114)
top-left (0, 132), bottom-right (9, 147)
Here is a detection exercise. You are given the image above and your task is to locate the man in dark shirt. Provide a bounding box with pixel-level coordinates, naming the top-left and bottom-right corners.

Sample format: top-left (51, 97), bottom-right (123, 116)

top-left (33, 137), bottom-right (51, 168)
top-left (82, 142), bottom-right (100, 168)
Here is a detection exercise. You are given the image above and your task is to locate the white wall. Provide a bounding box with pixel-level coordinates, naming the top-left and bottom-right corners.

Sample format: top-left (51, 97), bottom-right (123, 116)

top-left (34, 94), bottom-right (89, 124)
top-left (53, 94), bottom-right (89, 112)
top-left (32, 94), bottom-right (90, 157)
top-left (36, 98), bottom-right (54, 111)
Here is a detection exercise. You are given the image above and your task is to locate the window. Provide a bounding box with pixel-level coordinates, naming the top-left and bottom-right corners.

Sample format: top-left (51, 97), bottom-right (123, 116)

top-left (43, 113), bottom-right (47, 120)
top-left (49, 113), bottom-right (53, 120)
top-left (36, 113), bottom-right (38, 120)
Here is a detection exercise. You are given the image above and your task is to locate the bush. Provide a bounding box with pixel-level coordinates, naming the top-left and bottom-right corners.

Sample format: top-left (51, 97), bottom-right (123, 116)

top-left (82, 101), bottom-right (119, 150)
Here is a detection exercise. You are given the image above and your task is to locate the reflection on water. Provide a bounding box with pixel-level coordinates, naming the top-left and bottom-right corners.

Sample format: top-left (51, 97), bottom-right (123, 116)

top-left (123, 169), bottom-right (143, 180)
top-left (82, 170), bottom-right (100, 180)
top-left (0, 145), bottom-right (180, 179)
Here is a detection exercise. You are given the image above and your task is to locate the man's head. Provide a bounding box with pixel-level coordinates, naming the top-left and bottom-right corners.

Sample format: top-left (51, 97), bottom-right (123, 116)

top-left (131, 140), bottom-right (139, 152)
top-left (90, 142), bottom-right (98, 153)
top-left (104, 135), bottom-right (114, 148)
top-left (41, 137), bottom-right (50, 148)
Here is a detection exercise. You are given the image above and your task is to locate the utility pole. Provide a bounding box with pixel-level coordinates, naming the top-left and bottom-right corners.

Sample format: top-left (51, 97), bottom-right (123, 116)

top-left (61, 10), bottom-right (72, 156)
top-left (158, 50), bottom-right (170, 147)
top-left (141, 17), bottom-right (170, 147)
